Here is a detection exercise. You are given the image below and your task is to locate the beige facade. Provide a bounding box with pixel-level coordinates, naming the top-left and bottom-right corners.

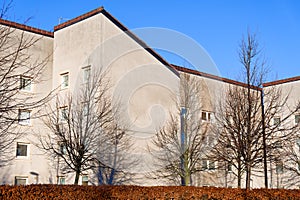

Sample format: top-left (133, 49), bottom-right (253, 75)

top-left (0, 7), bottom-right (299, 188)
top-left (263, 78), bottom-right (300, 188)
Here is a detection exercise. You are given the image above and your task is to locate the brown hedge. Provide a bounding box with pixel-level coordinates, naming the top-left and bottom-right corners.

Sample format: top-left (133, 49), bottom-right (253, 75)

top-left (0, 185), bottom-right (299, 200)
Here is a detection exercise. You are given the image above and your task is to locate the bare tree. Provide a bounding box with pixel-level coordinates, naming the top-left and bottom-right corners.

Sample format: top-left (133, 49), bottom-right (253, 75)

top-left (0, 2), bottom-right (52, 167)
top-left (150, 74), bottom-right (209, 186)
top-left (212, 84), bottom-right (260, 188)
top-left (39, 68), bottom-right (135, 185)
top-left (211, 32), bottom-right (300, 189)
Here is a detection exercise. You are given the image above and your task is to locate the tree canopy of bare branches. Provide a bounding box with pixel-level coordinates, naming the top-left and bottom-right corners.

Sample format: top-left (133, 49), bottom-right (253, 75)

top-left (150, 74), bottom-right (209, 186)
top-left (39, 68), bottom-right (135, 185)
top-left (211, 32), bottom-right (300, 189)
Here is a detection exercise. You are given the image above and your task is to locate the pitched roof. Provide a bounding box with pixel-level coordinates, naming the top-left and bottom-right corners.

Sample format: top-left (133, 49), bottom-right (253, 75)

top-left (0, 18), bottom-right (53, 37)
top-left (53, 7), bottom-right (179, 76)
top-left (263, 76), bottom-right (300, 87)
top-left (172, 64), bottom-right (261, 91)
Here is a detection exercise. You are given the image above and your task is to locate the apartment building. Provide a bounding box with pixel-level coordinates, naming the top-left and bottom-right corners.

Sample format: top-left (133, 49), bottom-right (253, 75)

top-left (0, 7), bottom-right (299, 188)
top-left (263, 77), bottom-right (300, 188)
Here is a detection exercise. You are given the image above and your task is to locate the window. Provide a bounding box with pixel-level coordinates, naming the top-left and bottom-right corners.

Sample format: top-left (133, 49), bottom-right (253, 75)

top-left (227, 162), bottom-right (232, 172)
top-left (60, 143), bottom-right (66, 155)
top-left (276, 161), bottom-right (283, 174)
top-left (202, 159), bottom-right (215, 170)
top-left (209, 161), bottom-right (216, 170)
top-left (82, 175), bottom-right (88, 185)
top-left (202, 160), bottom-right (208, 170)
top-left (20, 76), bottom-right (32, 91)
top-left (18, 110), bottom-right (30, 125)
top-left (58, 176), bottom-right (65, 185)
top-left (201, 111), bottom-right (211, 122)
top-left (59, 107), bottom-right (68, 122)
top-left (273, 117), bottom-right (281, 126)
top-left (60, 73), bottom-right (69, 89)
top-left (15, 176), bottom-right (28, 185)
top-left (83, 66), bottom-right (91, 83)
top-left (16, 143), bottom-right (28, 157)
top-left (295, 115), bottom-right (300, 125)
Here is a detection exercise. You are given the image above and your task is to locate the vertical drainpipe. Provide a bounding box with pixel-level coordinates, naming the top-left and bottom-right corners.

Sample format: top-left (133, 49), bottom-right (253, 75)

top-left (261, 87), bottom-right (268, 188)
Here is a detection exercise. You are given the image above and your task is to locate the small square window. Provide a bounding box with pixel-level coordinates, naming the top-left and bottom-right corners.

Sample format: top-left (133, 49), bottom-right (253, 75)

top-left (82, 175), bottom-right (88, 185)
top-left (227, 162), bottom-right (232, 172)
top-left (59, 107), bottom-right (68, 122)
top-left (202, 160), bottom-right (208, 170)
top-left (16, 143), bottom-right (28, 157)
top-left (202, 160), bottom-right (215, 170)
top-left (18, 110), bottom-right (30, 125)
top-left (83, 67), bottom-right (91, 83)
top-left (202, 111), bottom-right (212, 122)
top-left (60, 143), bottom-right (67, 155)
top-left (58, 176), bottom-right (65, 185)
top-left (273, 117), bottom-right (281, 126)
top-left (15, 176), bottom-right (28, 185)
top-left (20, 76), bottom-right (32, 91)
top-left (208, 161), bottom-right (215, 170)
top-left (61, 73), bottom-right (69, 89)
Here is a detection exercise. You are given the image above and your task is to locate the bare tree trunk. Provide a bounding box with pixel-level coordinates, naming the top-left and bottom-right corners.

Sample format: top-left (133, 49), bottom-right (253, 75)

top-left (184, 174), bottom-right (191, 186)
top-left (74, 170), bottom-right (80, 185)
top-left (246, 164), bottom-right (251, 189)
top-left (224, 161), bottom-right (228, 187)
top-left (246, 58), bottom-right (252, 190)
top-left (180, 150), bottom-right (191, 186)
top-left (237, 159), bottom-right (242, 188)
top-left (183, 154), bottom-right (191, 186)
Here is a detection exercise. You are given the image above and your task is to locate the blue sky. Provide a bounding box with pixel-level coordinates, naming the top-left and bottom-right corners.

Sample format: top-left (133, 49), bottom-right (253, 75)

top-left (5, 1), bottom-right (300, 81)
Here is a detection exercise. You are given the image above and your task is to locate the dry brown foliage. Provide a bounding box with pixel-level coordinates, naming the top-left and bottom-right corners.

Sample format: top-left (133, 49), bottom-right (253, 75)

top-left (0, 185), bottom-right (300, 200)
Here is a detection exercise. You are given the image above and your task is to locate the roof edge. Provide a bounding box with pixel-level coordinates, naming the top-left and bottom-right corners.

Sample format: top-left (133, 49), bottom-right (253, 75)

top-left (263, 76), bottom-right (300, 87)
top-left (172, 64), bottom-right (261, 91)
top-left (54, 6), bottom-right (104, 31)
top-left (101, 9), bottom-right (179, 77)
top-left (51, 7), bottom-right (179, 76)
top-left (0, 18), bottom-right (53, 37)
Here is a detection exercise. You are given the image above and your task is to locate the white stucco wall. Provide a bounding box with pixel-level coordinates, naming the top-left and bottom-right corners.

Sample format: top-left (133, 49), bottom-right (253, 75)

top-left (0, 26), bottom-right (53, 185)
top-left (52, 12), bottom-right (179, 185)
top-left (264, 80), bottom-right (300, 189)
